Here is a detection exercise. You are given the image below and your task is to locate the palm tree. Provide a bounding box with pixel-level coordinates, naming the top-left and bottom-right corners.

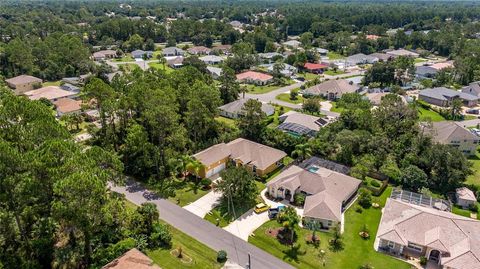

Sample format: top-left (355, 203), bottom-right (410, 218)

top-left (450, 98), bottom-right (462, 120)
top-left (186, 159), bottom-right (205, 182)
top-left (278, 206), bottom-right (299, 245)
top-left (157, 54), bottom-right (167, 70)
top-left (240, 85), bottom-right (248, 99)
top-left (291, 143), bottom-right (313, 162)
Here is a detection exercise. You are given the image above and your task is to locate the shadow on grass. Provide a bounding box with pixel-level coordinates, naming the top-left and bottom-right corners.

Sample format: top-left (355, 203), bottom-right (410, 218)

top-left (282, 244), bottom-right (306, 262)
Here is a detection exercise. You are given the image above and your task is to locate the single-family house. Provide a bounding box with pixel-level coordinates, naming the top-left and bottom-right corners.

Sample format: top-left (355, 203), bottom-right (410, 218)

top-left (258, 52), bottom-right (283, 63)
top-left (102, 248), bottom-right (161, 269)
top-left (386, 49), bottom-right (419, 58)
top-left (192, 138), bottom-right (287, 178)
top-left (462, 81), bottom-right (480, 98)
top-left (219, 98), bottom-right (274, 119)
top-left (131, 50), bottom-right (153, 59)
top-left (303, 62), bottom-right (328, 74)
top-left (419, 87), bottom-right (479, 107)
top-left (60, 83), bottom-right (81, 93)
top-left (212, 44), bottom-right (232, 55)
top-left (282, 40), bottom-right (302, 49)
top-left (456, 187), bottom-right (477, 209)
top-left (53, 98), bottom-right (82, 117)
top-left (24, 86), bottom-right (77, 102)
top-left (92, 50), bottom-right (117, 61)
top-left (229, 20), bottom-right (244, 28)
top-left (266, 63), bottom-right (297, 77)
top-left (187, 46), bottom-right (212, 55)
top-left (206, 66), bottom-right (222, 79)
top-left (366, 34), bottom-right (381, 40)
top-left (315, 48), bottom-right (329, 56)
top-left (167, 57), bottom-right (184, 69)
top-left (369, 52), bottom-right (392, 62)
top-left (366, 93), bottom-right (408, 106)
top-left (303, 79), bottom-right (359, 100)
top-left (375, 197), bottom-right (480, 269)
top-left (346, 53), bottom-right (378, 65)
top-left (424, 121), bottom-right (479, 156)
top-left (267, 165), bottom-right (361, 229)
top-left (162, 47), bottom-right (185, 57)
top-left (277, 111), bottom-right (333, 137)
top-left (416, 61), bottom-right (454, 79)
top-left (199, 55), bottom-right (224, 65)
top-left (236, 71), bottom-right (273, 85)
top-left (5, 75), bottom-right (42, 95)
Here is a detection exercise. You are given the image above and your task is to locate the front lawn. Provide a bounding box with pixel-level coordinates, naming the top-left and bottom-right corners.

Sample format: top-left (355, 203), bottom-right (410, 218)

top-left (249, 187), bottom-right (411, 269)
top-left (414, 58), bottom-right (428, 64)
top-left (276, 93), bottom-right (304, 104)
top-left (417, 106), bottom-right (445, 122)
top-left (323, 70), bottom-right (345, 76)
top-left (113, 55), bottom-right (135, 62)
top-left (125, 201), bottom-right (223, 269)
top-left (148, 62), bottom-right (175, 74)
top-left (204, 200), bottom-right (257, 228)
top-left (215, 116), bottom-right (236, 128)
top-left (298, 72), bottom-right (319, 81)
top-left (330, 102), bottom-right (345, 113)
top-left (43, 80), bottom-right (62, 87)
top-left (118, 63), bottom-right (141, 72)
top-left (246, 79), bottom-right (295, 94)
top-left (161, 179), bottom-right (210, 207)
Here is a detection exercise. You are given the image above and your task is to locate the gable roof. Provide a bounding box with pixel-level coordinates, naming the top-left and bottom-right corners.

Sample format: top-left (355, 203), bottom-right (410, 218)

top-left (282, 40), bottom-right (301, 47)
top-left (24, 86), bottom-right (75, 101)
top-left (5, 75), bottom-right (42, 86)
top-left (278, 111), bottom-right (322, 134)
top-left (369, 53), bottom-right (391, 61)
top-left (267, 165), bottom-right (361, 221)
top-left (102, 248), bottom-right (161, 269)
top-left (386, 49), bottom-right (419, 57)
top-left (162, 47), bottom-right (184, 55)
top-left (227, 138), bottom-right (287, 170)
top-left (193, 143), bottom-right (230, 166)
top-left (303, 79), bottom-right (358, 96)
top-left (53, 98), bottom-right (82, 114)
top-left (236, 71), bottom-right (273, 82)
top-left (456, 187), bottom-right (477, 202)
top-left (425, 121), bottom-right (478, 144)
top-left (346, 53), bottom-right (378, 64)
top-left (462, 81), bottom-right (480, 97)
top-left (219, 98), bottom-right (274, 116)
top-left (199, 55), bottom-right (224, 63)
top-left (419, 87), bottom-right (479, 102)
top-left (304, 62), bottom-right (328, 70)
top-left (187, 46), bottom-right (211, 54)
top-left (377, 198), bottom-right (480, 268)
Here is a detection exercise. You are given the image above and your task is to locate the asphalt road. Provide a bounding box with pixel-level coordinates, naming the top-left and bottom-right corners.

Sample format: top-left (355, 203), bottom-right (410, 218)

top-left (109, 180), bottom-right (295, 269)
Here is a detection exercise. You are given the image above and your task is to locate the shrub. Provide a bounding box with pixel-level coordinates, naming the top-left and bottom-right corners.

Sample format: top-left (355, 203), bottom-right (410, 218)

top-left (217, 250), bottom-right (227, 262)
top-left (420, 256), bottom-right (427, 265)
top-left (469, 203), bottom-right (478, 213)
top-left (200, 178), bottom-right (212, 188)
top-left (355, 206), bottom-right (363, 213)
top-left (149, 222), bottom-right (172, 248)
top-left (293, 193), bottom-right (306, 206)
top-left (358, 189), bottom-right (372, 209)
top-left (370, 180), bottom-right (381, 188)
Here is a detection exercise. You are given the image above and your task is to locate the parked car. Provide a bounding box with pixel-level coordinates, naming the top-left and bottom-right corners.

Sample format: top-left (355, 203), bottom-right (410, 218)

top-left (268, 205), bottom-right (286, 219)
top-left (466, 109), bottom-right (479, 114)
top-left (254, 203), bottom-right (270, 214)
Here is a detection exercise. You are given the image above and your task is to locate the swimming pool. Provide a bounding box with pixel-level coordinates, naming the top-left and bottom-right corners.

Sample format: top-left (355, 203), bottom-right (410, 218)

top-left (308, 166), bottom-right (319, 173)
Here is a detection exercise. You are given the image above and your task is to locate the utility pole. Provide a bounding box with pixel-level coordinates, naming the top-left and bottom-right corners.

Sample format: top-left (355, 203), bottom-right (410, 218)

top-left (246, 253), bottom-right (251, 269)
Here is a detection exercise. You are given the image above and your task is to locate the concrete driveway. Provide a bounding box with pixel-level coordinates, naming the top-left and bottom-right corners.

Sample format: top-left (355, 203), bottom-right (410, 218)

top-left (183, 190), bottom-right (222, 218)
top-left (224, 208), bottom-right (270, 241)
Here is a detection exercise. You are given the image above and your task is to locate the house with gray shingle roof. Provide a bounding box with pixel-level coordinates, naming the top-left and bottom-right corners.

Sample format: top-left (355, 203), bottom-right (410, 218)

top-left (267, 165), bottom-right (361, 230)
top-left (455, 187), bottom-right (477, 209)
top-left (419, 87), bottom-right (479, 107)
top-left (346, 53), bottom-right (378, 65)
top-left (303, 79), bottom-right (360, 100)
top-left (219, 98), bottom-right (274, 119)
top-left (424, 121), bottom-right (479, 156)
top-left (462, 81), bottom-right (480, 98)
top-left (162, 47), bottom-right (185, 57)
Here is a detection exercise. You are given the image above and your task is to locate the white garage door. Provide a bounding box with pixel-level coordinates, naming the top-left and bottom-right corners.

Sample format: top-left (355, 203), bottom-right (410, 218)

top-left (206, 163), bottom-right (226, 178)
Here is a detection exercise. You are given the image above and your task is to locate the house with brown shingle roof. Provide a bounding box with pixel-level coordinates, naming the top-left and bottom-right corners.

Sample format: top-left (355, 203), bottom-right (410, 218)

top-left (303, 79), bottom-right (359, 100)
top-left (102, 248), bottom-right (161, 269)
top-left (267, 165), bottom-right (361, 229)
top-left (53, 98), bottom-right (82, 117)
top-left (375, 198), bottom-right (480, 269)
top-left (192, 138), bottom-right (287, 178)
top-left (24, 86), bottom-right (78, 102)
top-left (424, 121), bottom-right (479, 156)
top-left (5, 75), bottom-right (42, 95)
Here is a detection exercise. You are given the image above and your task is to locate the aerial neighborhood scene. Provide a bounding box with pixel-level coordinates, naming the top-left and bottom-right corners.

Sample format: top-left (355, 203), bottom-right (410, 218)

top-left (3, 1), bottom-right (480, 269)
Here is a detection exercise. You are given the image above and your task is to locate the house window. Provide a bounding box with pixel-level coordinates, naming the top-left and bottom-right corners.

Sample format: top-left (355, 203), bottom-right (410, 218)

top-left (327, 220), bottom-right (333, 226)
top-left (388, 241), bottom-right (395, 249)
top-left (252, 165), bottom-right (257, 173)
top-left (407, 242), bottom-right (423, 252)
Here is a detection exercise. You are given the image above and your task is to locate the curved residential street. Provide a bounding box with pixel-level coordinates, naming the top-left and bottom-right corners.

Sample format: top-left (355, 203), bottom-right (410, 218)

top-left (109, 180), bottom-right (295, 269)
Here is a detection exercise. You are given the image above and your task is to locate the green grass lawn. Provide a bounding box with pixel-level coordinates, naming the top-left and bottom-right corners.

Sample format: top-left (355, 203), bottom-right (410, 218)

top-left (249, 187), bottom-right (411, 269)
top-left (268, 105), bottom-right (293, 128)
top-left (113, 55), bottom-right (135, 62)
top-left (276, 93), bottom-right (304, 104)
top-left (323, 70), bottom-right (345, 76)
top-left (327, 52), bottom-right (345, 60)
top-left (330, 102), bottom-right (345, 113)
top-left (414, 58), bottom-right (428, 64)
top-left (118, 63), bottom-right (141, 72)
top-left (43, 80), bottom-right (62, 87)
top-left (148, 62), bottom-right (175, 74)
top-left (298, 72), bottom-right (319, 81)
top-left (124, 200), bottom-right (223, 269)
top-left (163, 179), bottom-right (210, 207)
top-left (246, 80), bottom-right (294, 94)
top-left (467, 150), bottom-right (480, 187)
top-left (215, 116), bottom-right (236, 128)
top-left (417, 107), bottom-right (445, 122)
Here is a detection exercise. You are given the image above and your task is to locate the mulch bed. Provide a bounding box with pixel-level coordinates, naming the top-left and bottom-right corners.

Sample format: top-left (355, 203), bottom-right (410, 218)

top-left (170, 249), bottom-right (193, 264)
top-left (265, 227), bottom-right (282, 238)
